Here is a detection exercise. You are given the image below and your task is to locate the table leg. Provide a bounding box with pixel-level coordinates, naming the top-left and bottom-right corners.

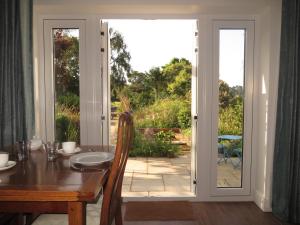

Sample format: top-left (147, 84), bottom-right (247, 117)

top-left (68, 202), bottom-right (86, 225)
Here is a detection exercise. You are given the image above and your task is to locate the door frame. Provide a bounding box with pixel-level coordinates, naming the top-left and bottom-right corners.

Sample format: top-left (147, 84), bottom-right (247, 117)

top-left (210, 20), bottom-right (254, 196)
top-left (43, 19), bottom-right (88, 143)
top-left (35, 14), bottom-right (259, 202)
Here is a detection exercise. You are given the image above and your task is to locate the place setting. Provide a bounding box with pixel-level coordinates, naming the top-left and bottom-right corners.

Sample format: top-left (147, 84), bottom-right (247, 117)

top-left (69, 151), bottom-right (114, 172)
top-left (57, 142), bottom-right (82, 156)
top-left (43, 141), bottom-right (114, 171)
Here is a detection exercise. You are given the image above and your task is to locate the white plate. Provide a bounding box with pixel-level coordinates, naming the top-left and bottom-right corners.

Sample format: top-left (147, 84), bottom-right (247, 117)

top-left (57, 147), bottom-right (81, 156)
top-left (70, 152), bottom-right (114, 166)
top-left (0, 161), bottom-right (16, 171)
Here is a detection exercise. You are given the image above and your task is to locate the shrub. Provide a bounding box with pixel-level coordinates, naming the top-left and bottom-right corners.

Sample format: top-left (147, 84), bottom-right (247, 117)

top-left (134, 98), bottom-right (191, 129)
top-left (177, 104), bottom-right (191, 129)
top-left (56, 92), bottom-right (80, 111)
top-left (129, 130), bottom-right (180, 158)
top-left (55, 105), bottom-right (80, 143)
top-left (155, 130), bottom-right (175, 142)
top-left (218, 100), bottom-right (243, 135)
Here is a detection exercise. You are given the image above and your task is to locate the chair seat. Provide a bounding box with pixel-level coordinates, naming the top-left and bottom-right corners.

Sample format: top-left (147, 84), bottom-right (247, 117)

top-left (32, 198), bottom-right (102, 225)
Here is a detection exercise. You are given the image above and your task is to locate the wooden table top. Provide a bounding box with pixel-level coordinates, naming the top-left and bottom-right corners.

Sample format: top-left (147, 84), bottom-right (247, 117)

top-left (0, 146), bottom-right (112, 202)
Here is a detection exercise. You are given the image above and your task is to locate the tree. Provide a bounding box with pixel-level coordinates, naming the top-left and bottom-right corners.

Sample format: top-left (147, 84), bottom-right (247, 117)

top-left (53, 29), bottom-right (79, 96)
top-left (122, 71), bottom-right (155, 109)
top-left (146, 67), bottom-right (167, 100)
top-left (219, 80), bottom-right (232, 109)
top-left (162, 58), bottom-right (192, 97)
top-left (109, 28), bottom-right (131, 101)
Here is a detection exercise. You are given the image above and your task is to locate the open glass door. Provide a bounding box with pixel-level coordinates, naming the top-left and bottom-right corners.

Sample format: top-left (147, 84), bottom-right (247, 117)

top-left (100, 21), bottom-right (110, 146)
top-left (190, 21), bottom-right (199, 194)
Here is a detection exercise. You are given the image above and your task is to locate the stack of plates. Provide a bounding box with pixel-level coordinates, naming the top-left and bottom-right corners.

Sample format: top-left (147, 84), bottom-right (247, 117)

top-left (70, 152), bottom-right (114, 171)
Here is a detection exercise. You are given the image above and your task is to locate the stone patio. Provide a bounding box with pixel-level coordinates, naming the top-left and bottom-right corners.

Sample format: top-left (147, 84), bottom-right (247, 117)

top-left (122, 153), bottom-right (241, 197)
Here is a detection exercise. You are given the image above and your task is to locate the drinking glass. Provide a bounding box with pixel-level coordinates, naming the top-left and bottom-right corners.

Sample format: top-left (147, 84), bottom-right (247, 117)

top-left (17, 141), bottom-right (29, 161)
top-left (44, 142), bottom-right (59, 161)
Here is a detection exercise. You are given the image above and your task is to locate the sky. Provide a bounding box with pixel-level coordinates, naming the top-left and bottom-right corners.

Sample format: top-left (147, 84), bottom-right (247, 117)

top-left (105, 19), bottom-right (244, 87)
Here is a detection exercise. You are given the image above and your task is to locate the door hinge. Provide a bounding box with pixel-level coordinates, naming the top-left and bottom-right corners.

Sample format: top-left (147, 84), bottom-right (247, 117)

top-left (194, 115), bottom-right (198, 120)
top-left (101, 48), bottom-right (105, 52)
top-left (195, 31), bottom-right (198, 36)
top-left (101, 115), bottom-right (105, 120)
top-left (101, 31), bottom-right (105, 36)
top-left (195, 48), bottom-right (198, 53)
top-left (193, 180), bottom-right (197, 185)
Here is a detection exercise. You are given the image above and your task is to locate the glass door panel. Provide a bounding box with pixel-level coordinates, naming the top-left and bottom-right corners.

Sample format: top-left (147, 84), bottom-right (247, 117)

top-left (217, 29), bottom-right (245, 188)
top-left (43, 20), bottom-right (87, 144)
top-left (211, 20), bottom-right (254, 195)
top-left (52, 28), bottom-right (80, 143)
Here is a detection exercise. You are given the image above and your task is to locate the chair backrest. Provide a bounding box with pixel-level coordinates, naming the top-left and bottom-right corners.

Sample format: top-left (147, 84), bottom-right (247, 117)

top-left (100, 112), bottom-right (134, 225)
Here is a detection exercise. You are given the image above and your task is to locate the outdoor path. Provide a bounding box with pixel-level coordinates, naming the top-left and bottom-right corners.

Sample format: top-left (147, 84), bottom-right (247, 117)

top-left (122, 153), bottom-right (193, 197)
top-left (122, 153), bottom-right (241, 197)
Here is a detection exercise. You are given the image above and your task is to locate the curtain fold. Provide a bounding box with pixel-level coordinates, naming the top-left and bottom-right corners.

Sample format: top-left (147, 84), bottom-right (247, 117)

top-left (0, 0), bottom-right (34, 149)
top-left (272, 0), bottom-right (300, 223)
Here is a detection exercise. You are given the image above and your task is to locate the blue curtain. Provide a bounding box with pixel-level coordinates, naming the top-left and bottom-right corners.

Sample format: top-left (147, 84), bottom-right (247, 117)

top-left (272, 0), bottom-right (300, 223)
top-left (0, 0), bottom-right (34, 149)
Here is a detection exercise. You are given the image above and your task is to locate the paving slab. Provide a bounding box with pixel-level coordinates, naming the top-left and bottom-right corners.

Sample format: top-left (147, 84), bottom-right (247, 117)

top-left (125, 157), bottom-right (148, 173)
top-left (131, 173), bottom-right (164, 192)
top-left (163, 174), bottom-right (191, 192)
top-left (123, 172), bottom-right (133, 185)
top-left (122, 155), bottom-right (240, 196)
top-left (169, 154), bottom-right (191, 164)
top-left (148, 163), bottom-right (189, 175)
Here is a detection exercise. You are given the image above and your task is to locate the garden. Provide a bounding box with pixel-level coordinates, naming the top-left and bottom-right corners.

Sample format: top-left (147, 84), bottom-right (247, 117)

top-left (53, 28), bottom-right (244, 157)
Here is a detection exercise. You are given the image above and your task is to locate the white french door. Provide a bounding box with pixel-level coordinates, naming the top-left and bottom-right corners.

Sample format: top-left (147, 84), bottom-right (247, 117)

top-left (99, 21), bottom-right (110, 146)
top-left (210, 20), bottom-right (254, 196)
top-left (43, 19), bottom-right (104, 145)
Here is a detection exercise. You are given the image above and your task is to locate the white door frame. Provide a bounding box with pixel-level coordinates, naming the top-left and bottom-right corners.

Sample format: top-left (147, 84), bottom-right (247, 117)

top-left (43, 20), bottom-right (88, 143)
top-left (210, 20), bottom-right (254, 196)
top-left (42, 18), bottom-right (103, 145)
top-left (36, 14), bottom-right (258, 202)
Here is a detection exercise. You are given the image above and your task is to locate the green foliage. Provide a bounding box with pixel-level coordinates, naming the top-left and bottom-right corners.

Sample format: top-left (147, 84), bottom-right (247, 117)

top-left (165, 59), bottom-right (192, 97)
top-left (121, 82), bottom-right (154, 110)
top-left (162, 58), bottom-right (191, 84)
top-left (56, 93), bottom-right (79, 111)
top-left (109, 28), bottom-right (132, 101)
top-left (55, 105), bottom-right (80, 143)
top-left (155, 130), bottom-right (175, 142)
top-left (122, 58), bottom-right (192, 110)
top-left (219, 80), bottom-right (244, 109)
top-left (53, 30), bottom-right (79, 96)
top-left (129, 130), bottom-right (179, 158)
top-left (177, 102), bottom-right (191, 129)
top-left (218, 98), bottom-right (243, 135)
top-left (134, 98), bottom-right (190, 129)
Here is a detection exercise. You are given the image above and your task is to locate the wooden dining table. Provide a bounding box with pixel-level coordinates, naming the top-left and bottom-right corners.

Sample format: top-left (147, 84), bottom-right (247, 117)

top-left (0, 145), bottom-right (112, 225)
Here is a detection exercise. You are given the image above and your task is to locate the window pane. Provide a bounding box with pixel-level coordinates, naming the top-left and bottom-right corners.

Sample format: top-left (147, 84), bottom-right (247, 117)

top-left (53, 29), bottom-right (80, 143)
top-left (217, 29), bottom-right (245, 188)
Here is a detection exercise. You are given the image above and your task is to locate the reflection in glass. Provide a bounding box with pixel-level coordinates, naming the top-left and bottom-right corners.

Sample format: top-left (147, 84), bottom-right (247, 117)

top-left (217, 29), bottom-right (245, 188)
top-left (53, 29), bottom-right (80, 143)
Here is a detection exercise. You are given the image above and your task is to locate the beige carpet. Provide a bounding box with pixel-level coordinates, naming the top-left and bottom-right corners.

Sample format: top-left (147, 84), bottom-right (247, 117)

top-left (124, 201), bottom-right (195, 221)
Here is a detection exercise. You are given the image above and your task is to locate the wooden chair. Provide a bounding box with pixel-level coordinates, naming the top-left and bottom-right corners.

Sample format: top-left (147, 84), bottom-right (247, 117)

top-left (100, 112), bottom-right (133, 225)
top-left (32, 112), bottom-right (134, 225)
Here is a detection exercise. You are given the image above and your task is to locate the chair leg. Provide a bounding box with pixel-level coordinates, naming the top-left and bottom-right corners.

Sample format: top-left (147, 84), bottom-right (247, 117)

top-left (114, 204), bottom-right (123, 225)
